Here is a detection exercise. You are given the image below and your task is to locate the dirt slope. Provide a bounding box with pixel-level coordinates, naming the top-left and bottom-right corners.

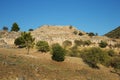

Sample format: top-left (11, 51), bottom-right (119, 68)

top-left (0, 48), bottom-right (119, 80)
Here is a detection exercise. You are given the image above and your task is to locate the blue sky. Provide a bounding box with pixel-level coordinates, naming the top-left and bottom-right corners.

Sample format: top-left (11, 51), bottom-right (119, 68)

top-left (0, 0), bottom-right (120, 35)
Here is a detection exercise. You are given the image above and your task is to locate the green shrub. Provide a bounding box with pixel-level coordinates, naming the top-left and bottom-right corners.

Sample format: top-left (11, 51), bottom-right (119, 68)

top-left (74, 40), bottom-right (84, 46)
top-left (62, 40), bottom-right (72, 48)
top-left (69, 25), bottom-right (73, 29)
top-left (83, 40), bottom-right (91, 46)
top-left (51, 43), bottom-right (66, 62)
top-left (78, 32), bottom-right (84, 36)
top-left (36, 41), bottom-right (50, 52)
top-left (80, 47), bottom-right (110, 68)
top-left (111, 57), bottom-right (120, 69)
top-left (88, 32), bottom-right (95, 37)
top-left (73, 30), bottom-right (78, 35)
top-left (3, 26), bottom-right (8, 31)
top-left (29, 29), bottom-right (34, 31)
top-left (107, 49), bottom-right (115, 57)
top-left (14, 37), bottom-right (25, 48)
top-left (67, 45), bottom-right (80, 57)
top-left (99, 41), bottom-right (108, 48)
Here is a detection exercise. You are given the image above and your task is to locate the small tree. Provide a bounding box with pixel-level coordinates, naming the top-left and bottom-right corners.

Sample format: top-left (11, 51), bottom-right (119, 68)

top-left (3, 26), bottom-right (8, 31)
top-left (51, 43), bottom-right (66, 62)
top-left (11, 22), bottom-right (20, 32)
top-left (99, 41), bottom-right (108, 48)
top-left (14, 32), bottom-right (35, 54)
top-left (36, 41), bottom-right (50, 52)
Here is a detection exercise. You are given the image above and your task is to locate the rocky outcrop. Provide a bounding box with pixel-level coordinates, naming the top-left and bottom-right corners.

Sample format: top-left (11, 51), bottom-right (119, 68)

top-left (0, 31), bottom-right (21, 48)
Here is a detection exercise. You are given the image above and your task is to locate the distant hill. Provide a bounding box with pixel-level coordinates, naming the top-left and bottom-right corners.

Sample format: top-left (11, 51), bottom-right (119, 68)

top-left (105, 26), bottom-right (120, 39)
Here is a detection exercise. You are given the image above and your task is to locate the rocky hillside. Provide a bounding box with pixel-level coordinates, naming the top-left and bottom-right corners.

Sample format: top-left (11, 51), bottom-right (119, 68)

top-left (31, 25), bottom-right (86, 44)
top-left (0, 31), bottom-right (21, 48)
top-left (0, 25), bottom-right (119, 47)
top-left (105, 26), bottom-right (120, 39)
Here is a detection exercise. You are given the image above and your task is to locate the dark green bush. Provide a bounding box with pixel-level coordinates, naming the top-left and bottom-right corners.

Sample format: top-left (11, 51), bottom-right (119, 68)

top-left (36, 41), bottom-right (50, 52)
top-left (88, 32), bottom-right (95, 37)
top-left (3, 26), bottom-right (8, 31)
top-left (80, 47), bottom-right (110, 68)
top-left (99, 41), bottom-right (108, 48)
top-left (14, 37), bottom-right (25, 48)
top-left (51, 43), bottom-right (66, 62)
top-left (78, 32), bottom-right (84, 36)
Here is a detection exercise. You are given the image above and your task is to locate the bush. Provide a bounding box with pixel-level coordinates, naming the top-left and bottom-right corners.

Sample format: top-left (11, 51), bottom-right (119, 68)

top-left (78, 32), bottom-right (84, 36)
top-left (80, 47), bottom-right (110, 68)
top-left (36, 41), bottom-right (50, 52)
top-left (114, 43), bottom-right (120, 48)
top-left (51, 43), bottom-right (66, 62)
top-left (83, 40), bottom-right (91, 46)
top-left (73, 30), bottom-right (78, 35)
top-left (14, 37), bottom-right (25, 48)
top-left (3, 26), bottom-right (8, 31)
top-left (107, 49), bottom-right (115, 57)
top-left (68, 45), bottom-right (80, 57)
top-left (29, 29), bottom-right (34, 31)
top-left (88, 32), bottom-right (95, 37)
top-left (69, 25), bottom-right (73, 29)
top-left (62, 40), bottom-right (72, 48)
top-left (99, 41), bottom-right (108, 48)
top-left (74, 40), bottom-right (84, 46)
top-left (111, 57), bottom-right (120, 69)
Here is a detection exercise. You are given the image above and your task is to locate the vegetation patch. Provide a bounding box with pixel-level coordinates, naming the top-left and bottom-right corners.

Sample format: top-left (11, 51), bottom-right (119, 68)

top-left (51, 43), bottom-right (66, 62)
top-left (80, 47), bottom-right (111, 68)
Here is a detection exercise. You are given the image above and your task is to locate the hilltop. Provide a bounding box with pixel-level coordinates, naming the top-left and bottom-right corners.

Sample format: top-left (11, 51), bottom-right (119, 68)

top-left (105, 26), bottom-right (120, 39)
top-left (0, 25), bottom-right (119, 49)
top-left (31, 25), bottom-right (86, 44)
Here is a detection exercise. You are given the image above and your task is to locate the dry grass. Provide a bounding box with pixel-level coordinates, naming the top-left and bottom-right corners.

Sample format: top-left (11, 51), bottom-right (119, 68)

top-left (0, 48), bottom-right (120, 80)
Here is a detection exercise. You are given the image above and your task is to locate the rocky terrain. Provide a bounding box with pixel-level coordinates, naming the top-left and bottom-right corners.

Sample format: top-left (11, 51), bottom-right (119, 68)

top-left (0, 25), bottom-right (120, 80)
top-left (0, 25), bottom-right (119, 48)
